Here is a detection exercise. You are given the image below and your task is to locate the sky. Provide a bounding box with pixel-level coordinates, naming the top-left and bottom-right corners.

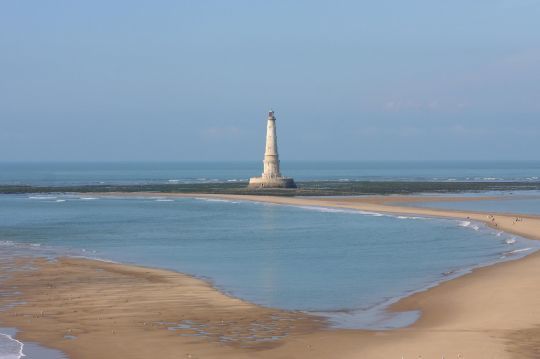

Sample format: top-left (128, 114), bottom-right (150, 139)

top-left (1, 0), bottom-right (539, 161)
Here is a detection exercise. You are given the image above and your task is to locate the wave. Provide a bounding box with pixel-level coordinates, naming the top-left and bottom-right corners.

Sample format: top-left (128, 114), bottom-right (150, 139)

top-left (396, 215), bottom-right (425, 220)
top-left (55, 199), bottom-right (66, 202)
top-left (442, 269), bottom-right (458, 276)
top-left (457, 220), bottom-right (479, 230)
top-left (505, 247), bottom-right (532, 255)
top-left (79, 197), bottom-right (98, 200)
top-left (0, 332), bottom-right (24, 359)
top-left (71, 255), bottom-right (119, 264)
top-left (194, 198), bottom-right (238, 204)
top-left (28, 196), bottom-right (57, 200)
top-left (505, 237), bottom-right (517, 245)
top-left (293, 206), bottom-right (429, 221)
top-left (80, 248), bottom-right (97, 253)
top-left (296, 206), bottom-right (353, 214)
top-left (155, 199), bottom-right (174, 202)
top-left (295, 206), bottom-right (383, 216)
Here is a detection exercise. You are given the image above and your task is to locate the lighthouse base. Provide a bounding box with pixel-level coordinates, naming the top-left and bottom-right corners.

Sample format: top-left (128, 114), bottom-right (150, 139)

top-left (248, 176), bottom-right (297, 189)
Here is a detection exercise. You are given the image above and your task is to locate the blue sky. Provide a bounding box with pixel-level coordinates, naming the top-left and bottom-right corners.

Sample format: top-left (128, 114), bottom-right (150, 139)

top-left (1, 1), bottom-right (539, 161)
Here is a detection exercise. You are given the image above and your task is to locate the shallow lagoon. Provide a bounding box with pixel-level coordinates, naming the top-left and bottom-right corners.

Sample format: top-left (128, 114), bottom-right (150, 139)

top-left (410, 195), bottom-right (540, 216)
top-left (0, 194), bottom-right (537, 329)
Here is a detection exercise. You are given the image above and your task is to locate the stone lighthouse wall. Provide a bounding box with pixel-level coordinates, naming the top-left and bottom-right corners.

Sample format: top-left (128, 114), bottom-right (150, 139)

top-left (262, 113), bottom-right (281, 178)
top-left (248, 111), bottom-right (296, 189)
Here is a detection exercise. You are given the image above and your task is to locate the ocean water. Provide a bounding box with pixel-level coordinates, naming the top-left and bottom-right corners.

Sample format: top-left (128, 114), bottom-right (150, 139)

top-left (0, 327), bottom-right (67, 359)
top-left (415, 190), bottom-right (540, 198)
top-left (1, 163), bottom-right (539, 358)
top-left (409, 196), bottom-right (540, 216)
top-left (0, 195), bottom-right (536, 329)
top-left (0, 161), bottom-right (539, 186)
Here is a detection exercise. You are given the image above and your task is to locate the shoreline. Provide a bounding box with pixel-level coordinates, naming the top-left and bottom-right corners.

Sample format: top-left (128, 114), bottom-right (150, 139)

top-left (2, 193), bottom-right (540, 358)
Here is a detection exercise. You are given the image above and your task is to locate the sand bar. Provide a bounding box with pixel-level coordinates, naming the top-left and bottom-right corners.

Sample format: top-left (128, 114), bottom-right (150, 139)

top-left (1, 193), bottom-right (540, 358)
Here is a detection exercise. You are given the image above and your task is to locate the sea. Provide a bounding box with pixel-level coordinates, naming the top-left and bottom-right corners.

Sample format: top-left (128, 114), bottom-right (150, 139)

top-left (0, 160), bottom-right (539, 186)
top-left (406, 193), bottom-right (540, 215)
top-left (1, 161), bottom-right (540, 358)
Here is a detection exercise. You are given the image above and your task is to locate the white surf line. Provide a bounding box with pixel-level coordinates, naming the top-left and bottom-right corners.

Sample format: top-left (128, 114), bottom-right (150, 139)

top-left (83, 192), bottom-right (540, 241)
top-left (0, 332), bottom-right (25, 359)
top-left (278, 204), bottom-right (434, 222)
top-left (194, 194), bottom-right (540, 245)
top-left (244, 202), bottom-right (516, 241)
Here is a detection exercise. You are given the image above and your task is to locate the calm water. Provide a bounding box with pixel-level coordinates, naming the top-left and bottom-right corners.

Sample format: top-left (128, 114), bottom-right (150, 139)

top-left (0, 328), bottom-right (66, 359)
top-left (0, 195), bottom-right (536, 329)
top-left (1, 161), bottom-right (539, 186)
top-left (410, 196), bottom-right (540, 216)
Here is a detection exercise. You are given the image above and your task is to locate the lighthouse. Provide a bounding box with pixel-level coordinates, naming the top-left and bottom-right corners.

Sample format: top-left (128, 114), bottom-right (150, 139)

top-left (248, 111), bottom-right (296, 189)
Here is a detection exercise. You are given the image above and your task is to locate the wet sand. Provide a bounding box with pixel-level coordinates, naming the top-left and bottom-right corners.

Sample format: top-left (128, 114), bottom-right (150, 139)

top-left (1, 193), bottom-right (540, 358)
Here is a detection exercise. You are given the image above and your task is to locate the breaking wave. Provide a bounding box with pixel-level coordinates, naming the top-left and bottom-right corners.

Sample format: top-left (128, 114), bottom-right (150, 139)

top-left (293, 206), bottom-right (429, 221)
top-left (194, 198), bottom-right (238, 204)
top-left (0, 333), bottom-right (24, 359)
top-left (28, 196), bottom-right (57, 200)
top-left (505, 247), bottom-right (532, 255)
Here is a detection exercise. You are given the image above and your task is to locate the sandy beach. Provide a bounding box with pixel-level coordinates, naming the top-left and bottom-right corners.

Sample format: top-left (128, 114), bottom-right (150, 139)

top-left (2, 193), bottom-right (540, 358)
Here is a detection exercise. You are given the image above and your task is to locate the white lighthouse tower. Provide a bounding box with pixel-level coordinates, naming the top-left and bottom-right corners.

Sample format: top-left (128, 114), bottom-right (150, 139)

top-left (248, 111), bottom-right (296, 188)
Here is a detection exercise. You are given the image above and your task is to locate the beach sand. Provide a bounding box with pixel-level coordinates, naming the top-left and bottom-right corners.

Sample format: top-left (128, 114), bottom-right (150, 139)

top-left (1, 193), bottom-right (540, 358)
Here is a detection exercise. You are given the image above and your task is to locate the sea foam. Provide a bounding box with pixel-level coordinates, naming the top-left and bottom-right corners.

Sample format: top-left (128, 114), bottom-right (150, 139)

top-left (28, 196), bottom-right (56, 200)
top-left (295, 206), bottom-right (384, 217)
top-left (506, 247), bottom-right (531, 255)
top-left (194, 198), bottom-right (238, 204)
top-left (0, 333), bottom-right (24, 359)
top-left (293, 206), bottom-right (428, 221)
